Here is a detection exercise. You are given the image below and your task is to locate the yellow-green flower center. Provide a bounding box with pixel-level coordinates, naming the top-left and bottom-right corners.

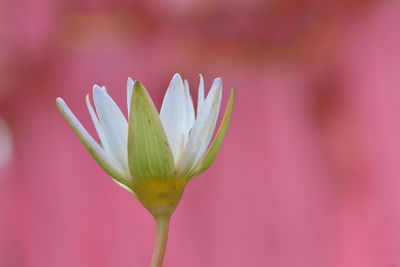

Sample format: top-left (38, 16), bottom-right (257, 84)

top-left (133, 177), bottom-right (188, 216)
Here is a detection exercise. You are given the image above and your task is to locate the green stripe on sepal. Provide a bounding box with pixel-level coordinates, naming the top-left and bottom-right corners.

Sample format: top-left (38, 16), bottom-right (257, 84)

top-left (128, 82), bottom-right (176, 183)
top-left (192, 88), bottom-right (235, 177)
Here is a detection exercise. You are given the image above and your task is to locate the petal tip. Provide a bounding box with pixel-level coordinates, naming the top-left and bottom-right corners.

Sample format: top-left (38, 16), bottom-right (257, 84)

top-left (214, 77), bottom-right (222, 84)
top-left (93, 84), bottom-right (107, 94)
top-left (171, 73), bottom-right (184, 86)
top-left (127, 78), bottom-right (135, 88)
top-left (55, 97), bottom-right (63, 104)
top-left (56, 98), bottom-right (66, 110)
top-left (93, 85), bottom-right (107, 95)
top-left (173, 73), bottom-right (182, 79)
top-left (213, 78), bottom-right (223, 90)
top-left (85, 94), bottom-right (92, 106)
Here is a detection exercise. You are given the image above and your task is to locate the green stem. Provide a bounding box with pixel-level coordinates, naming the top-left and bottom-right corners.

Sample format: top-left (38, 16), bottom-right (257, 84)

top-left (150, 215), bottom-right (171, 267)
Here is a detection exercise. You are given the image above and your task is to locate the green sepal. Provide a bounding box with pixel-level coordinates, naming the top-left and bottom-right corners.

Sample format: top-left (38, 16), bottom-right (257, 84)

top-left (128, 82), bottom-right (176, 183)
top-left (192, 88), bottom-right (235, 176)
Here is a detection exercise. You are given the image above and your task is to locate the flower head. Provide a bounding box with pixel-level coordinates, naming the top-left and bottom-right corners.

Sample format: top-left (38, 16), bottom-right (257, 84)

top-left (56, 73), bottom-right (234, 216)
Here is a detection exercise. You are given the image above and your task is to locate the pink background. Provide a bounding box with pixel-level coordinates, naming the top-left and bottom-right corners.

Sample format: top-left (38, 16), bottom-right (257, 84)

top-left (1, 0), bottom-right (400, 266)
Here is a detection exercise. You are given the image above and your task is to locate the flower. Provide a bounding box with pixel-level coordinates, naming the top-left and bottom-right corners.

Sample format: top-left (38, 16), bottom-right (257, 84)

top-left (56, 73), bottom-right (234, 216)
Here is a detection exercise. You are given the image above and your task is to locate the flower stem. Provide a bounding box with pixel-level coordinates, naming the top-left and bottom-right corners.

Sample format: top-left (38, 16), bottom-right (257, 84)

top-left (150, 215), bottom-right (171, 267)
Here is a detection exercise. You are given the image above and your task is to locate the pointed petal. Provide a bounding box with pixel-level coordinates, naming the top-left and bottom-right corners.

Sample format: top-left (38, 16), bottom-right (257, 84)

top-left (193, 89), bottom-right (235, 176)
top-left (86, 94), bottom-right (125, 173)
top-left (177, 78), bottom-right (222, 176)
top-left (85, 95), bottom-right (108, 150)
top-left (93, 85), bottom-right (129, 173)
top-left (56, 98), bottom-right (129, 184)
top-left (127, 77), bottom-right (134, 116)
top-left (128, 82), bottom-right (175, 183)
top-left (184, 79), bottom-right (195, 135)
top-left (159, 73), bottom-right (186, 163)
top-left (197, 74), bottom-right (205, 116)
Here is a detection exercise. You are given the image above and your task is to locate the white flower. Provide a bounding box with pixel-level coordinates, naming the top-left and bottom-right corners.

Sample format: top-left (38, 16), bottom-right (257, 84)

top-left (56, 73), bottom-right (234, 215)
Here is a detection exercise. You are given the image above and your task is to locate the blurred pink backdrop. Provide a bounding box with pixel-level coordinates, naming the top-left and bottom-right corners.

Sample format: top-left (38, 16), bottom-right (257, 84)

top-left (1, 0), bottom-right (400, 266)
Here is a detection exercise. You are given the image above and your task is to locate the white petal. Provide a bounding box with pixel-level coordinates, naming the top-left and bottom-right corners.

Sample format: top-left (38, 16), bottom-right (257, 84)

top-left (127, 77), bottom-right (134, 116)
top-left (93, 85), bottom-right (129, 173)
top-left (85, 95), bottom-right (116, 163)
top-left (159, 73), bottom-right (186, 163)
top-left (177, 78), bottom-right (222, 176)
top-left (197, 74), bottom-right (205, 116)
top-left (184, 79), bottom-right (195, 134)
top-left (56, 98), bottom-right (126, 179)
top-left (86, 94), bottom-right (104, 141)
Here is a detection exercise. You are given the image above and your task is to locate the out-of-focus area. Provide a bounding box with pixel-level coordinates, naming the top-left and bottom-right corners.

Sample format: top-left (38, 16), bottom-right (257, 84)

top-left (1, 0), bottom-right (400, 266)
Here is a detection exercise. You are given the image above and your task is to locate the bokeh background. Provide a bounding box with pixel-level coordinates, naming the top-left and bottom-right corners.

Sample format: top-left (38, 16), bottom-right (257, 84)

top-left (1, 0), bottom-right (400, 266)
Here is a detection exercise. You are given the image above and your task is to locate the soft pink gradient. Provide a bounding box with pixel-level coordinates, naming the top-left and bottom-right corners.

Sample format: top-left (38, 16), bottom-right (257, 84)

top-left (1, 0), bottom-right (400, 266)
